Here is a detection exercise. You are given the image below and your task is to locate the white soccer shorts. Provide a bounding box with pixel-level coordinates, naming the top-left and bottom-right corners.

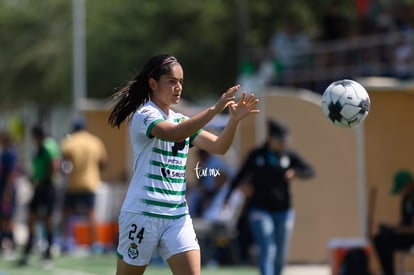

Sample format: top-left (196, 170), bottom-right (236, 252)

top-left (116, 211), bottom-right (200, 266)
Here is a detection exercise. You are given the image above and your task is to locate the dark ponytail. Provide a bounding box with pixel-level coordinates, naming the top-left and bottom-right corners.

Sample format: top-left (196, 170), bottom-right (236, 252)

top-left (108, 54), bottom-right (179, 128)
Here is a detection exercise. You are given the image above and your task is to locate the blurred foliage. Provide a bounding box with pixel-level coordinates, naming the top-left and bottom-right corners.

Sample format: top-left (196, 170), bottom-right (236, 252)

top-left (0, 0), bottom-right (72, 108)
top-left (0, 0), bottom-right (355, 109)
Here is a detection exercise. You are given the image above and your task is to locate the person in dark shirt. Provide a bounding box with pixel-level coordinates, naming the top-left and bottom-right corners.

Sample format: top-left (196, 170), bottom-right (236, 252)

top-left (225, 119), bottom-right (314, 275)
top-left (18, 125), bottom-right (60, 267)
top-left (372, 170), bottom-right (414, 275)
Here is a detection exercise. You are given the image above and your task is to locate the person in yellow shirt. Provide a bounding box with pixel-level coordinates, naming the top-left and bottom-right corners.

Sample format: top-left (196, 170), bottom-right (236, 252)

top-left (60, 119), bottom-right (107, 253)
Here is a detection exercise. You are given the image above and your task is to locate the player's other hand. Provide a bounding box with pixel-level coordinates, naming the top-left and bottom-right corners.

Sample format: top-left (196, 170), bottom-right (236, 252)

top-left (229, 91), bottom-right (260, 122)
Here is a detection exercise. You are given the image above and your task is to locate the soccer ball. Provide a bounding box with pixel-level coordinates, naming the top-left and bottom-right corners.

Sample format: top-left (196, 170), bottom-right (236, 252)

top-left (321, 79), bottom-right (370, 128)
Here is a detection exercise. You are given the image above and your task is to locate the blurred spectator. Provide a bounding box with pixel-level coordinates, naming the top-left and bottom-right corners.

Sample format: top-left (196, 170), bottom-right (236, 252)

top-left (372, 170), bottom-right (414, 275)
top-left (225, 119), bottom-right (315, 275)
top-left (393, 33), bottom-right (413, 80)
top-left (189, 149), bottom-right (250, 266)
top-left (0, 131), bottom-right (18, 256)
top-left (60, 119), bottom-right (107, 254)
top-left (188, 149), bottom-right (235, 218)
top-left (268, 20), bottom-right (310, 86)
top-left (18, 125), bottom-right (60, 267)
top-left (368, 0), bottom-right (396, 33)
top-left (202, 176), bottom-right (251, 266)
top-left (201, 173), bottom-right (244, 230)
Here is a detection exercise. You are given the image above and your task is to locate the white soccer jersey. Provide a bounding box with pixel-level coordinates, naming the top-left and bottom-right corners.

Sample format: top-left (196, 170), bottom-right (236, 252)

top-left (121, 101), bottom-right (201, 219)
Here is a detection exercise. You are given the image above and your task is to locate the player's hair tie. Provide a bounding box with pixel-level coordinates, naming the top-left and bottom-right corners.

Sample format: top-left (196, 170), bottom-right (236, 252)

top-left (148, 56), bottom-right (178, 78)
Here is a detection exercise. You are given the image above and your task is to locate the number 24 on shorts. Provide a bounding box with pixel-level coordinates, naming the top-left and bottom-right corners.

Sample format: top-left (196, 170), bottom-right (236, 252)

top-left (128, 224), bottom-right (145, 243)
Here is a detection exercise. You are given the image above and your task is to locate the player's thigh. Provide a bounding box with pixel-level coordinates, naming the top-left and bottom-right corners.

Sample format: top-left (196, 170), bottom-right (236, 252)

top-left (116, 257), bottom-right (147, 275)
top-left (159, 215), bottom-right (200, 260)
top-left (167, 249), bottom-right (201, 275)
top-left (117, 212), bottom-right (159, 266)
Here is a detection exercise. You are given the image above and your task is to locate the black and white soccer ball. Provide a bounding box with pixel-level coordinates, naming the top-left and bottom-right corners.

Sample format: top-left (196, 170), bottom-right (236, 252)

top-left (321, 79), bottom-right (370, 128)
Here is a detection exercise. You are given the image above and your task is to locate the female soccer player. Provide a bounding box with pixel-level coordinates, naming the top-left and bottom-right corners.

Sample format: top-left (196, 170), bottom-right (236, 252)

top-left (108, 54), bottom-right (259, 275)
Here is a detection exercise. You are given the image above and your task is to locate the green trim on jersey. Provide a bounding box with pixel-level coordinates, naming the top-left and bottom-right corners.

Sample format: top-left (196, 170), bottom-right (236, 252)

top-left (190, 129), bottom-right (202, 145)
top-left (146, 119), bottom-right (164, 138)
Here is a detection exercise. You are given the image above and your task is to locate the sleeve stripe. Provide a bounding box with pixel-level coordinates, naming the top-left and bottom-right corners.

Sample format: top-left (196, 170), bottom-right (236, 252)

top-left (146, 119), bottom-right (164, 138)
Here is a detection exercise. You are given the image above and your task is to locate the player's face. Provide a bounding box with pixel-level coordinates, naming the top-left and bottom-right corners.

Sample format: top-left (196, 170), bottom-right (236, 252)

top-left (151, 64), bottom-right (184, 109)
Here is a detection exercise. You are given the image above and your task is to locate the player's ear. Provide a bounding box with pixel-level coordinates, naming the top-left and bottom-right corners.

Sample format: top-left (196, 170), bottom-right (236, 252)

top-left (148, 78), bottom-right (157, 91)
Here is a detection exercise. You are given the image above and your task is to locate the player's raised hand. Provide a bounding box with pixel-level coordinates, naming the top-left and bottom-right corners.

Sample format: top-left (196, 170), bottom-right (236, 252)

top-left (214, 84), bottom-right (239, 113)
top-left (229, 91), bottom-right (260, 122)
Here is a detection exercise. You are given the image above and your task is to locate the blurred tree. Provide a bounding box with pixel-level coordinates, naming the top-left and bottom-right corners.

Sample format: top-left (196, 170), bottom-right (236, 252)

top-left (0, 0), bottom-right (71, 109)
top-left (0, 0), bottom-right (354, 110)
top-left (86, 0), bottom-right (240, 102)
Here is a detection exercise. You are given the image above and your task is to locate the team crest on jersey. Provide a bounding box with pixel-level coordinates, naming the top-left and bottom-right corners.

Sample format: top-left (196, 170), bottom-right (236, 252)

top-left (128, 243), bottom-right (139, 259)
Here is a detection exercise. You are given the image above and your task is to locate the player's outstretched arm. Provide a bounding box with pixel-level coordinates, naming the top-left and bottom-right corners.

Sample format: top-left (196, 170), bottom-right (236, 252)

top-left (151, 85), bottom-right (239, 141)
top-left (193, 91), bottom-right (259, 154)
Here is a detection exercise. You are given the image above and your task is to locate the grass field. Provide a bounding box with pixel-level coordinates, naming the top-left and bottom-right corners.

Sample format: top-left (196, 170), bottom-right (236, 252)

top-left (0, 251), bottom-right (330, 275)
top-left (1, 253), bottom-right (116, 275)
top-left (0, 252), bottom-right (260, 275)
